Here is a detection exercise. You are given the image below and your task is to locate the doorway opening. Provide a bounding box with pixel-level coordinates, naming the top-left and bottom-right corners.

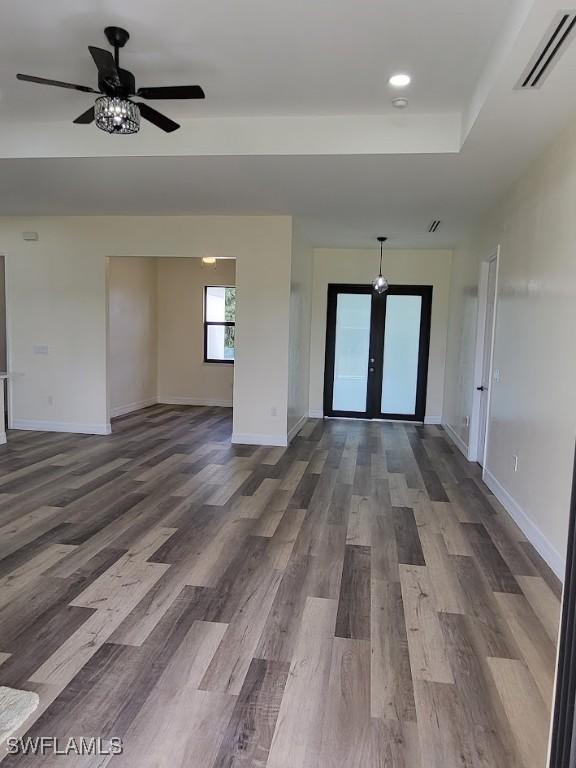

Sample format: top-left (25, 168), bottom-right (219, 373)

top-left (323, 284), bottom-right (432, 421)
top-left (469, 247), bottom-right (500, 466)
top-left (106, 255), bottom-right (236, 430)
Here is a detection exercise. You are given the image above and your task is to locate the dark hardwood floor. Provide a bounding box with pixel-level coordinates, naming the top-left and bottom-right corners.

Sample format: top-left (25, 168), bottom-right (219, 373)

top-left (0, 405), bottom-right (561, 766)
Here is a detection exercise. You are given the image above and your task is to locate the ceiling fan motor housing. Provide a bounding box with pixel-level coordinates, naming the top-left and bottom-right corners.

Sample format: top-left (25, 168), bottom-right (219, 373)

top-left (104, 26), bottom-right (130, 49)
top-left (98, 68), bottom-right (135, 97)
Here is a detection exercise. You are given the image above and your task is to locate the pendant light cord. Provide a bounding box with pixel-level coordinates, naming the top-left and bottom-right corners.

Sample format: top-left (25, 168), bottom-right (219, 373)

top-left (379, 240), bottom-right (383, 276)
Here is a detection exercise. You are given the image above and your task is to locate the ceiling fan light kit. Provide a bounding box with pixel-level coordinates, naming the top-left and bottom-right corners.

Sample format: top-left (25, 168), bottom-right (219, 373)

top-left (16, 26), bottom-right (205, 135)
top-left (94, 95), bottom-right (140, 134)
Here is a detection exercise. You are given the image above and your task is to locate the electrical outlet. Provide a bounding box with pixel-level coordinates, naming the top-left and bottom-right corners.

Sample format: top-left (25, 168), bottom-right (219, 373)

top-left (513, 455), bottom-right (519, 472)
top-left (463, 415), bottom-right (469, 427)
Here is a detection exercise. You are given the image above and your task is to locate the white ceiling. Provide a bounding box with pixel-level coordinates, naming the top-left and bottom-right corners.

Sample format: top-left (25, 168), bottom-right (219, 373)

top-left (0, 0), bottom-right (516, 121)
top-left (1, 0), bottom-right (576, 248)
top-left (0, 153), bottom-right (500, 248)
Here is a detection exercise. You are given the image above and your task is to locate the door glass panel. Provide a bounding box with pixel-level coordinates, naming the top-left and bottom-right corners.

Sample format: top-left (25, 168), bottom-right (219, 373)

top-left (332, 293), bottom-right (371, 412)
top-left (381, 295), bottom-right (422, 415)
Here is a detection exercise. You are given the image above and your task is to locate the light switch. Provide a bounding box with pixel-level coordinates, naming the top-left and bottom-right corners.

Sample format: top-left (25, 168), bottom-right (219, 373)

top-left (493, 368), bottom-right (501, 383)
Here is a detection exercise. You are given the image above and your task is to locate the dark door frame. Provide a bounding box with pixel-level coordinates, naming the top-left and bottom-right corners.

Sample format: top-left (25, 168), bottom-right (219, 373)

top-left (323, 283), bottom-right (433, 422)
top-left (549, 445), bottom-right (576, 767)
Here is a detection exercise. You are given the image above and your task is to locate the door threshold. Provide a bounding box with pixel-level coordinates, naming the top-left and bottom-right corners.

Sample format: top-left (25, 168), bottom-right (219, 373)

top-left (323, 416), bottom-right (424, 424)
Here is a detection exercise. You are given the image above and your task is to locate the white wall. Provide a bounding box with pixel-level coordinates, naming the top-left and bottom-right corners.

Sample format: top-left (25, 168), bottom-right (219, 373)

top-left (157, 257), bottom-right (235, 407)
top-left (287, 223), bottom-right (313, 438)
top-left (309, 248), bottom-right (452, 422)
top-left (0, 257), bottom-right (6, 373)
top-left (108, 257), bottom-right (158, 417)
top-left (444, 118), bottom-right (576, 576)
top-left (443, 232), bottom-right (480, 451)
top-left (1, 216), bottom-right (292, 443)
top-left (4, 226), bottom-right (109, 433)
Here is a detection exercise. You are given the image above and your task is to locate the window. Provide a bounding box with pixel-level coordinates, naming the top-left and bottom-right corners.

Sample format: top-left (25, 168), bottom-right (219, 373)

top-left (204, 286), bottom-right (235, 363)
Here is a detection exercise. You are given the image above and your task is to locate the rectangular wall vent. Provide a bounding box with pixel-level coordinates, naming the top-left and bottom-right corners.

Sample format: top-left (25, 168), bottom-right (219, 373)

top-left (516, 11), bottom-right (576, 89)
top-left (428, 220), bottom-right (441, 233)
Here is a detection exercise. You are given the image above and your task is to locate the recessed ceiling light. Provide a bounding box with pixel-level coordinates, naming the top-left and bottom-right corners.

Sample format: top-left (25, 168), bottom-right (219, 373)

top-left (389, 73), bottom-right (411, 88)
top-left (391, 97), bottom-right (409, 109)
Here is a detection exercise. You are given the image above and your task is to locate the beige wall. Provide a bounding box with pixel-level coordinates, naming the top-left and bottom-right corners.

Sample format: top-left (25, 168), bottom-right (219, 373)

top-left (287, 223), bottom-right (313, 436)
top-left (157, 257), bottom-right (235, 406)
top-left (444, 118), bottom-right (576, 576)
top-left (309, 248), bottom-right (452, 422)
top-left (108, 257), bottom-right (157, 417)
top-left (2, 215), bottom-right (292, 443)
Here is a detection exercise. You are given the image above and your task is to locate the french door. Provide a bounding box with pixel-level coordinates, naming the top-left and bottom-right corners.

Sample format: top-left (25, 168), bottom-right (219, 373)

top-left (323, 284), bottom-right (432, 421)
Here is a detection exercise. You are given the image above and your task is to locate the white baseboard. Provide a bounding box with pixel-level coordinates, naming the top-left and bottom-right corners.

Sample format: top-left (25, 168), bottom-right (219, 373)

top-left (288, 414), bottom-right (308, 443)
top-left (11, 419), bottom-right (112, 436)
top-left (424, 415), bottom-right (442, 425)
top-left (0, 431), bottom-right (6, 445)
top-left (158, 396), bottom-right (233, 408)
top-left (483, 469), bottom-right (565, 581)
top-left (110, 398), bottom-right (157, 418)
top-left (232, 431), bottom-right (288, 447)
top-left (442, 422), bottom-right (469, 458)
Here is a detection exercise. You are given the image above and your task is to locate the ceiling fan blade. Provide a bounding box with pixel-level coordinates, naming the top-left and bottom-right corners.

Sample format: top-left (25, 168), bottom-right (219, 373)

top-left (17, 73), bottom-right (98, 93)
top-left (138, 102), bottom-right (180, 132)
top-left (137, 85), bottom-right (205, 100)
top-left (73, 106), bottom-right (95, 124)
top-left (88, 46), bottom-right (121, 87)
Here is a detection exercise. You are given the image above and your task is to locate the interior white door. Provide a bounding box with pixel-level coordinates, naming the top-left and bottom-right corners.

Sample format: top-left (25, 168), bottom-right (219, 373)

top-left (477, 257), bottom-right (497, 465)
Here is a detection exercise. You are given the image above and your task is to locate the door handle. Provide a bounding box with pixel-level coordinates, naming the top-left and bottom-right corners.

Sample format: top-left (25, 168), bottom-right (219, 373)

top-left (476, 386), bottom-right (485, 391)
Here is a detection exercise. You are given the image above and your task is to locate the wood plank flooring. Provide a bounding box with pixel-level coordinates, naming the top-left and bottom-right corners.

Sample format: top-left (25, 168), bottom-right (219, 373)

top-left (0, 405), bottom-right (561, 767)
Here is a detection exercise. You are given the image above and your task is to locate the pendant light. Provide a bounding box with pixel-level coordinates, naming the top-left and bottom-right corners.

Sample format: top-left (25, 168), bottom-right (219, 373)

top-left (373, 236), bottom-right (389, 294)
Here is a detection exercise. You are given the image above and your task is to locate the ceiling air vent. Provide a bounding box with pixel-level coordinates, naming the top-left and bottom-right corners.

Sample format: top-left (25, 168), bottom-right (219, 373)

top-left (428, 220), bottom-right (441, 233)
top-left (517, 11), bottom-right (576, 89)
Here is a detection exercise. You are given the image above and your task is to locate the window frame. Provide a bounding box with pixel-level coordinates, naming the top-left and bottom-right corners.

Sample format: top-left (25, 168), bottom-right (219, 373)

top-left (203, 285), bottom-right (236, 365)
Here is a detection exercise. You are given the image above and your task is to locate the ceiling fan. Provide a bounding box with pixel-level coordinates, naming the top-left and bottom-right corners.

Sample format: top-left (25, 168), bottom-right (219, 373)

top-left (16, 26), bottom-right (205, 134)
